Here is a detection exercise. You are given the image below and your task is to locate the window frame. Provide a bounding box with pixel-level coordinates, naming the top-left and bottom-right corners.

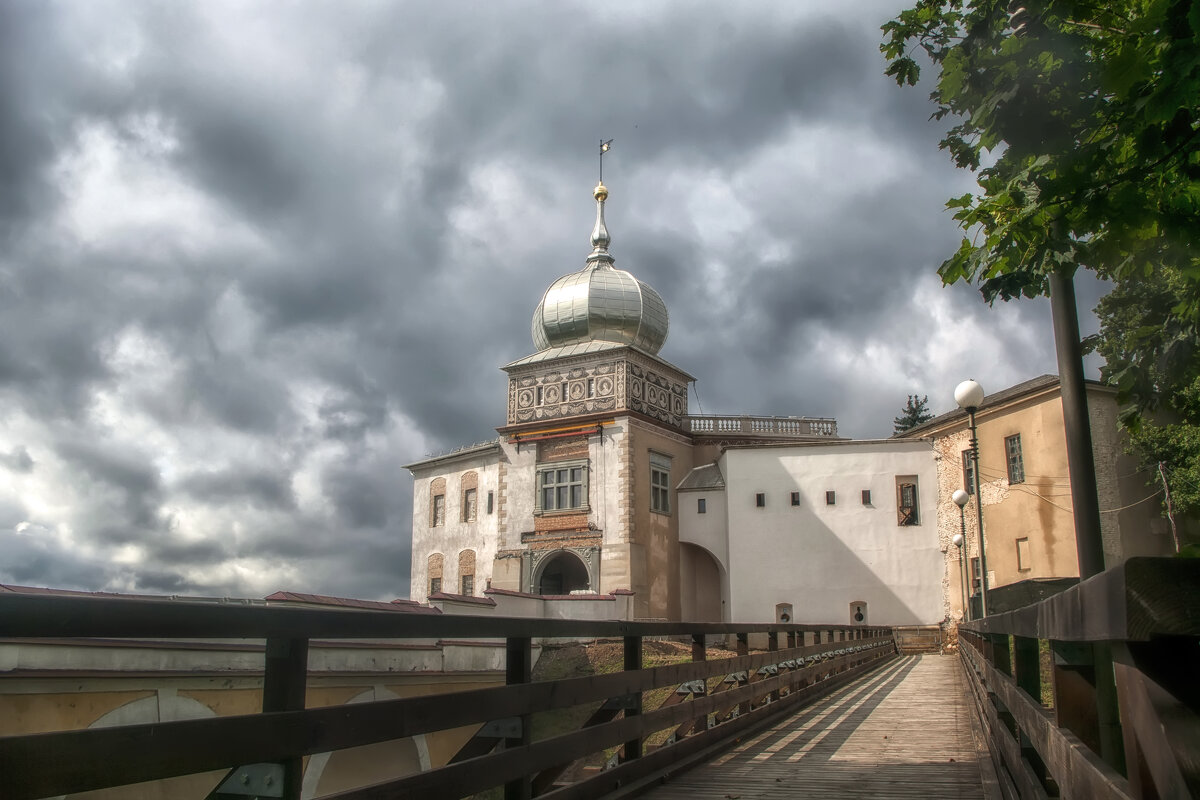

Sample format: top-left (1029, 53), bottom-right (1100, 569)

top-left (535, 458), bottom-right (589, 513)
top-left (1005, 434), bottom-right (1025, 484)
top-left (429, 577), bottom-right (442, 596)
top-left (1016, 537), bottom-right (1031, 572)
top-left (650, 452), bottom-right (672, 515)
top-left (461, 574), bottom-right (474, 596)
top-left (790, 491), bottom-right (801, 507)
top-left (861, 489), bottom-right (872, 506)
top-left (825, 490), bottom-right (836, 506)
top-left (697, 497), bottom-right (707, 514)
top-left (896, 476), bottom-right (919, 526)
top-left (755, 492), bottom-right (766, 508)
top-left (432, 494), bottom-right (446, 527)
top-left (962, 449), bottom-right (976, 493)
top-left (462, 488), bottom-right (477, 522)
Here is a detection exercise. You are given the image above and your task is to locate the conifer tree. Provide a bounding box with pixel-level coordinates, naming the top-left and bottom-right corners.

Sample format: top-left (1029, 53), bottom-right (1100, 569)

top-left (894, 395), bottom-right (933, 435)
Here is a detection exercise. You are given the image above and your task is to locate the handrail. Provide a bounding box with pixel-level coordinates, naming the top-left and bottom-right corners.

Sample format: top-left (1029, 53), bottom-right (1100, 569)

top-left (684, 414), bottom-right (839, 438)
top-left (958, 556), bottom-right (1200, 800)
top-left (0, 591), bottom-right (897, 800)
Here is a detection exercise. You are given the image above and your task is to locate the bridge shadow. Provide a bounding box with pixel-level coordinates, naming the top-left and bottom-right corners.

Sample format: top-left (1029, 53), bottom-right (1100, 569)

top-left (721, 655), bottom-right (919, 770)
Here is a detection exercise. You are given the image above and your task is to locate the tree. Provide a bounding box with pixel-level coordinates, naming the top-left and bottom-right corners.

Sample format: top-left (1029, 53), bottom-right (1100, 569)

top-left (882, 0), bottom-right (1200, 523)
top-left (894, 394), bottom-right (934, 434)
top-left (881, 1), bottom-right (1199, 316)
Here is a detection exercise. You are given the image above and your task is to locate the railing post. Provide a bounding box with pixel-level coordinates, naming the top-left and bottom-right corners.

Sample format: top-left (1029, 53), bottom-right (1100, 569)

top-left (992, 634), bottom-right (1012, 677)
top-left (622, 635), bottom-right (642, 762)
top-left (1013, 636), bottom-right (1041, 704)
top-left (767, 631), bottom-right (780, 702)
top-left (505, 636), bottom-right (533, 800)
top-left (262, 637), bottom-right (308, 800)
top-left (1051, 640), bottom-right (1102, 759)
top-left (736, 632), bottom-right (750, 716)
top-left (689, 633), bottom-right (709, 734)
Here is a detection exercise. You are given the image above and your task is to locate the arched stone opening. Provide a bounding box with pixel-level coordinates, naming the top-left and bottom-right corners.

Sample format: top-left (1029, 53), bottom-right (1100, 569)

top-left (679, 542), bottom-right (725, 622)
top-left (535, 551), bottom-right (591, 595)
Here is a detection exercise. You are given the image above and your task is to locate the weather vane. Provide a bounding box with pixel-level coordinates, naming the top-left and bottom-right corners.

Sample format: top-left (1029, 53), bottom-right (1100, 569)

top-left (599, 139), bottom-right (613, 183)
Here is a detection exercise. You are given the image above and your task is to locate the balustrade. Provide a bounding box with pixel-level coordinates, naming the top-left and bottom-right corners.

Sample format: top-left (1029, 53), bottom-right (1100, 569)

top-left (684, 415), bottom-right (839, 438)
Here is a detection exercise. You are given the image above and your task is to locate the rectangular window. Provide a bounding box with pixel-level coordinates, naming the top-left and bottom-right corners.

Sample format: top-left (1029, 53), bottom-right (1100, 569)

top-left (587, 378), bottom-right (595, 398)
top-left (862, 489), bottom-right (872, 505)
top-left (755, 492), bottom-right (766, 507)
top-left (1006, 434), bottom-right (1025, 484)
top-left (896, 476), bottom-right (919, 526)
top-left (651, 468), bottom-right (670, 513)
top-left (461, 574), bottom-right (474, 596)
top-left (970, 557), bottom-right (982, 594)
top-left (462, 488), bottom-right (477, 522)
top-left (487, 490), bottom-right (494, 514)
top-left (825, 491), bottom-right (836, 506)
top-left (429, 577), bottom-right (442, 595)
top-left (536, 386), bottom-right (543, 406)
top-left (962, 449), bottom-right (976, 494)
top-left (1017, 538), bottom-right (1031, 571)
top-left (432, 494), bottom-right (445, 527)
top-left (697, 497), bottom-right (707, 514)
top-left (536, 459), bottom-right (588, 512)
top-left (790, 491), bottom-right (801, 506)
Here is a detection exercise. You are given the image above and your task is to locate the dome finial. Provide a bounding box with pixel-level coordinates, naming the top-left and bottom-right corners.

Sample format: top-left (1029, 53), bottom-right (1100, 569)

top-left (588, 140), bottom-right (614, 266)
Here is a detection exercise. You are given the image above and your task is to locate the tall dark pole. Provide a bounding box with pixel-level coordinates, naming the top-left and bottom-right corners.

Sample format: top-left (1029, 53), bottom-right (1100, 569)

top-left (958, 510), bottom-right (970, 622)
top-left (967, 408), bottom-right (989, 617)
top-left (1049, 269), bottom-right (1121, 771)
top-left (1048, 271), bottom-right (1106, 578)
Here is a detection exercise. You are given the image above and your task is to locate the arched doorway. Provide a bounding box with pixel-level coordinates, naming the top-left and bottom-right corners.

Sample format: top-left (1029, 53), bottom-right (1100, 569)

top-left (679, 543), bottom-right (725, 622)
top-left (536, 551), bottom-right (590, 595)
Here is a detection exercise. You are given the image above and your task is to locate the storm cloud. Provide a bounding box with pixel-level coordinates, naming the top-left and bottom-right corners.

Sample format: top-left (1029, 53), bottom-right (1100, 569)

top-left (0, 1), bottom-right (1091, 601)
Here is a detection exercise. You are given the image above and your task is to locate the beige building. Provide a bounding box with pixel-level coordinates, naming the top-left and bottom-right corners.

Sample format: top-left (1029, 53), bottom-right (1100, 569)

top-left (894, 375), bottom-right (1172, 619)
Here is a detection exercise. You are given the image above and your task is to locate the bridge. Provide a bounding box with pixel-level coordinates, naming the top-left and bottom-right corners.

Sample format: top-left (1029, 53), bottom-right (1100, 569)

top-left (1, 557), bottom-right (1196, 800)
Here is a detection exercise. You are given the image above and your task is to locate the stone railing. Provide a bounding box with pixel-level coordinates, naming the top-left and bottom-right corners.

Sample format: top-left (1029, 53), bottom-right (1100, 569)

top-left (685, 415), bottom-right (838, 438)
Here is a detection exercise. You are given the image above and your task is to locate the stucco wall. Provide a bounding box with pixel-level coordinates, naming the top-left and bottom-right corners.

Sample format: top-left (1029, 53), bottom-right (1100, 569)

top-left (719, 440), bottom-right (942, 626)
top-left (409, 447), bottom-right (504, 602)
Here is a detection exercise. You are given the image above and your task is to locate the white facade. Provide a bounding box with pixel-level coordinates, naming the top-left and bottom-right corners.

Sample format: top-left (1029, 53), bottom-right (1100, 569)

top-left (679, 440), bottom-right (943, 626)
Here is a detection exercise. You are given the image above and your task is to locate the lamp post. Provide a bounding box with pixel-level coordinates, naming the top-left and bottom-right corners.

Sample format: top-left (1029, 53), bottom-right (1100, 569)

top-left (955, 379), bottom-right (989, 617)
top-left (952, 489), bottom-right (970, 621)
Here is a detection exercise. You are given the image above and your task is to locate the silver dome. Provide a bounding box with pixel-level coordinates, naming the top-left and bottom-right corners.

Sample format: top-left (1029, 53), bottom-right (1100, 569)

top-left (531, 183), bottom-right (669, 355)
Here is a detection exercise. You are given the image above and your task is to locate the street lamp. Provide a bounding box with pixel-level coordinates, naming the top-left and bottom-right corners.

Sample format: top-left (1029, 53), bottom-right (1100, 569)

top-left (952, 489), bottom-right (970, 621)
top-left (955, 379), bottom-right (990, 617)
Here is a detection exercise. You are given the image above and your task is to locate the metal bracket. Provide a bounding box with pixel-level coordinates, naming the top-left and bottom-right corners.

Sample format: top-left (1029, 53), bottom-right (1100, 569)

top-left (725, 671), bottom-right (748, 683)
top-left (677, 680), bottom-right (707, 695)
top-left (602, 693), bottom-right (640, 710)
top-left (208, 763), bottom-right (284, 799)
top-left (478, 717), bottom-right (523, 738)
top-left (757, 664), bottom-right (778, 676)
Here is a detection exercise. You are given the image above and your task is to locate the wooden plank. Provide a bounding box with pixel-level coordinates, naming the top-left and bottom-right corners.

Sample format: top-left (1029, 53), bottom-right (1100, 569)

top-left (961, 637), bottom-right (1131, 799)
top-left (0, 591), bottom-right (889, 640)
top-left (636, 656), bottom-right (985, 800)
top-left (964, 557), bottom-right (1200, 642)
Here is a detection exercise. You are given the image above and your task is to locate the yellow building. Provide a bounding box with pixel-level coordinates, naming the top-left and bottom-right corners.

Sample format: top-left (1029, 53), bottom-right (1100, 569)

top-left (894, 374), bottom-right (1173, 618)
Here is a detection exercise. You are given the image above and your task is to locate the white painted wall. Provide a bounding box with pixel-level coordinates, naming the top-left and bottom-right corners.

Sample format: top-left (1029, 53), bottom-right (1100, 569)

top-left (677, 488), bottom-right (728, 573)
top-left (718, 440), bottom-right (942, 626)
top-left (409, 447), bottom-right (503, 601)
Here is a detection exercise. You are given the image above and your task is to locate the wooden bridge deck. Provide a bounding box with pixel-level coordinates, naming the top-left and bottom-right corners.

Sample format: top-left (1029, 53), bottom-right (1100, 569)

top-left (641, 655), bottom-right (990, 799)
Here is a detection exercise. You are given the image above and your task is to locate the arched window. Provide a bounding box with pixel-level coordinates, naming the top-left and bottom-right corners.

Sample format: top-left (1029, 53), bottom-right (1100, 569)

top-left (460, 471), bottom-right (479, 522)
top-left (535, 551), bottom-right (590, 595)
top-left (458, 549), bottom-right (476, 596)
top-left (428, 553), bottom-right (444, 597)
top-left (429, 478), bottom-right (446, 527)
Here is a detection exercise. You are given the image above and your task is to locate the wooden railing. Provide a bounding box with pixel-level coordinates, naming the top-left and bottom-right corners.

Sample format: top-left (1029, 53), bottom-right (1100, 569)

top-left (0, 593), bottom-right (895, 799)
top-left (958, 557), bottom-right (1200, 799)
top-left (685, 415), bottom-right (839, 438)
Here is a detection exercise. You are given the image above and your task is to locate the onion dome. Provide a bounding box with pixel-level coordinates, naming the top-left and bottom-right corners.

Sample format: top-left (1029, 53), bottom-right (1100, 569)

top-left (531, 183), bottom-right (669, 354)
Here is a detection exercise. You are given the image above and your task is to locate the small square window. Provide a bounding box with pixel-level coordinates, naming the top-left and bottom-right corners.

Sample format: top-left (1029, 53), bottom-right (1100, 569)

top-left (862, 489), bottom-right (872, 505)
top-left (825, 491), bottom-right (836, 505)
top-left (697, 497), bottom-right (707, 514)
top-left (755, 492), bottom-right (766, 507)
top-left (790, 491), bottom-right (800, 506)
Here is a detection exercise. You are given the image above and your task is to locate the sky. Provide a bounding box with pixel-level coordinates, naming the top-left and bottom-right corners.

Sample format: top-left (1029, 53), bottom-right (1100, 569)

top-left (0, 1), bottom-right (1108, 601)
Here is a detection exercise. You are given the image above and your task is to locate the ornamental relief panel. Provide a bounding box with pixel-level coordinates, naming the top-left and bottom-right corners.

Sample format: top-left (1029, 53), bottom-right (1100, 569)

top-left (508, 361), bottom-right (622, 424)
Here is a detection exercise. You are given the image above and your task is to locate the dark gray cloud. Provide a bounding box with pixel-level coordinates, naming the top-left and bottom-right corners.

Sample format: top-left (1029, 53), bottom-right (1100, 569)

top-left (0, 0), bottom-right (1082, 601)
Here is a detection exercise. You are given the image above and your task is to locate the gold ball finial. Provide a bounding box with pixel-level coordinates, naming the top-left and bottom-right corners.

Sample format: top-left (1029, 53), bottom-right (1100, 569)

top-left (593, 182), bottom-right (608, 201)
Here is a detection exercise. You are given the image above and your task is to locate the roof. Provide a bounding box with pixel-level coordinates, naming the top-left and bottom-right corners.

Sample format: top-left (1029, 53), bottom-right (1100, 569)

top-left (893, 375), bottom-right (1062, 439)
top-left (503, 342), bottom-right (696, 380)
top-left (404, 439), bottom-right (502, 471)
top-left (264, 591), bottom-right (440, 614)
top-left (676, 462), bottom-right (725, 491)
